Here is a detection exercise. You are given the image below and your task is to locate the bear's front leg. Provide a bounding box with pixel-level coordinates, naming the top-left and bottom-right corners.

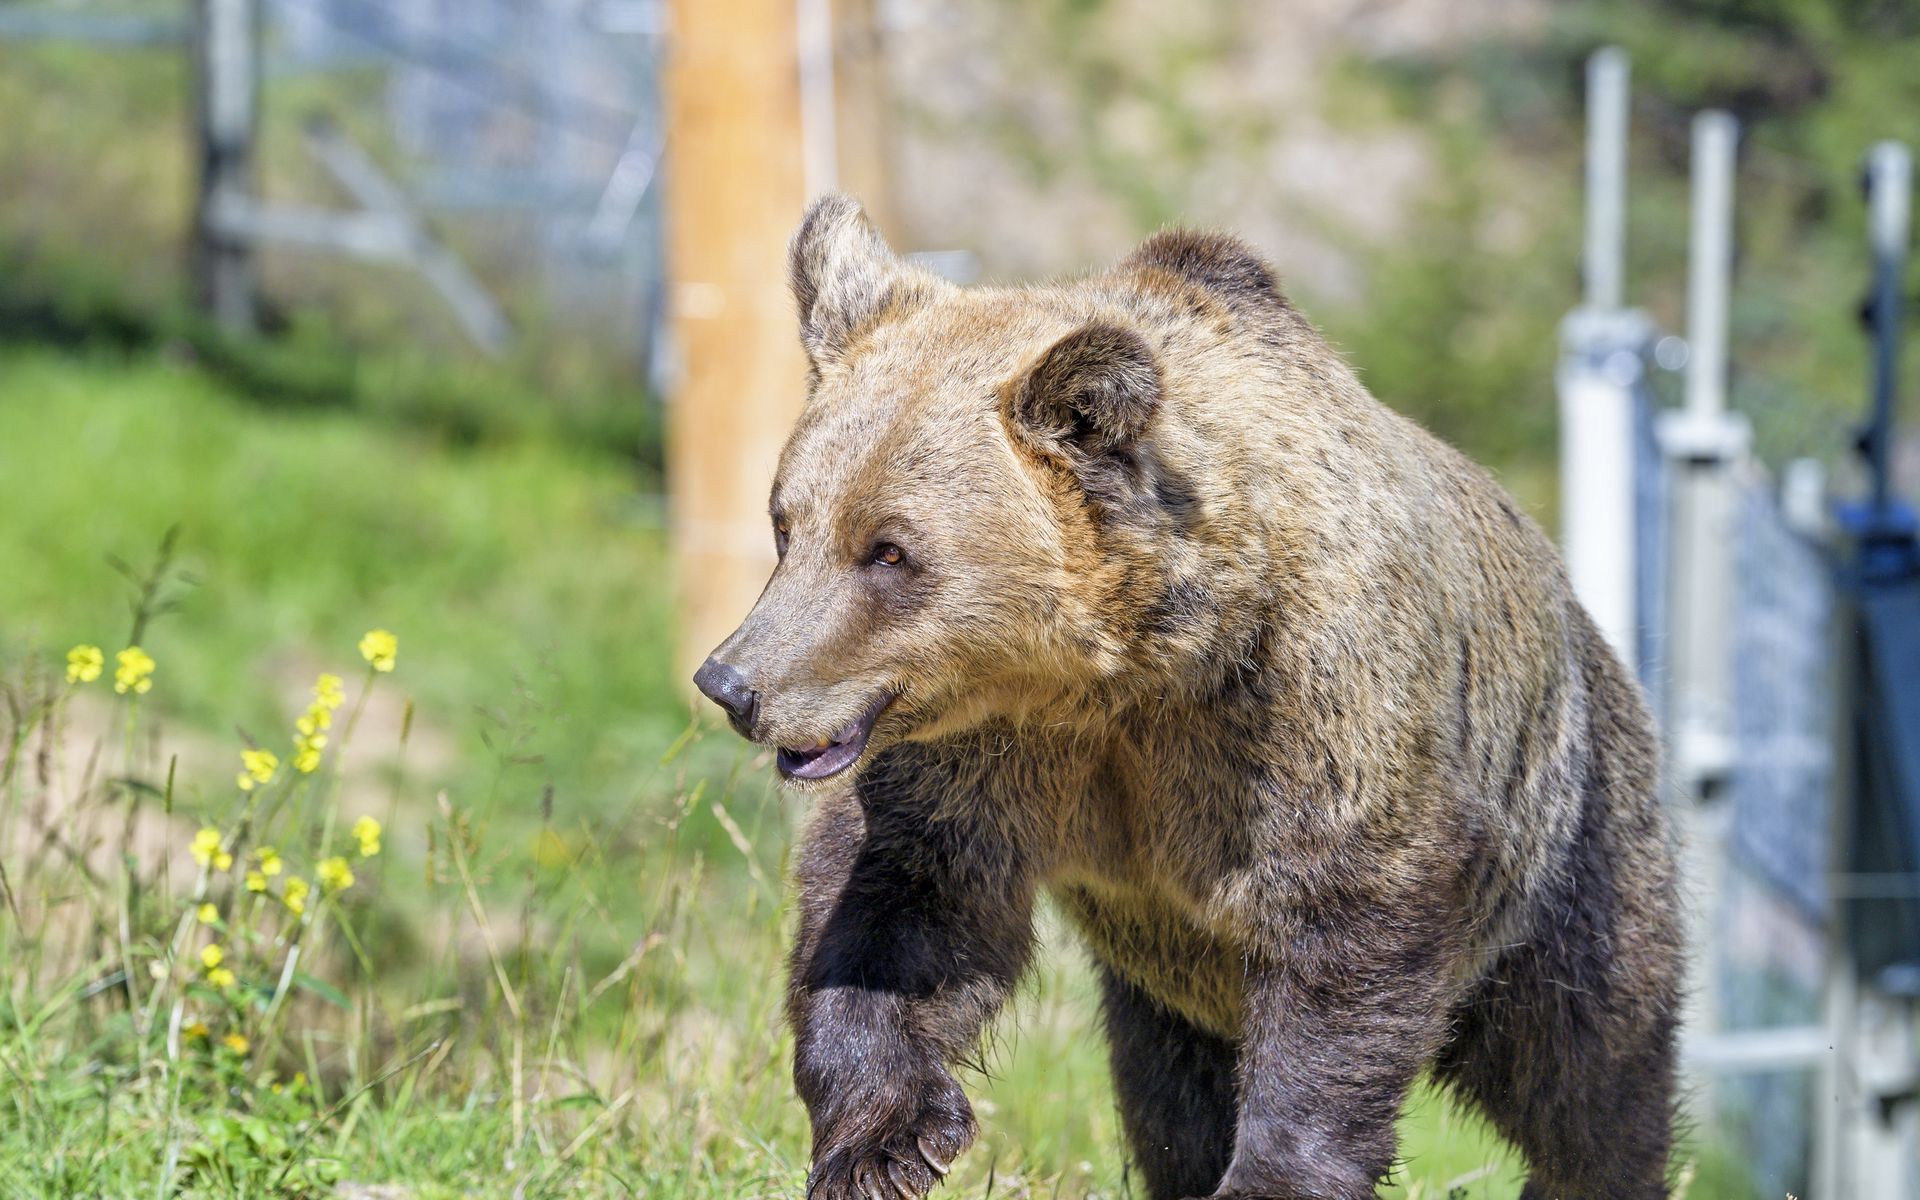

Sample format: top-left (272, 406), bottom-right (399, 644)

top-left (787, 755), bottom-right (1036, 1200)
top-left (1202, 903), bottom-right (1464, 1200)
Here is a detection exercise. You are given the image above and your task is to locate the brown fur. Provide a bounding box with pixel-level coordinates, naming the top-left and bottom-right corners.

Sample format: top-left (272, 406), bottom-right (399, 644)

top-left (697, 196), bottom-right (1684, 1200)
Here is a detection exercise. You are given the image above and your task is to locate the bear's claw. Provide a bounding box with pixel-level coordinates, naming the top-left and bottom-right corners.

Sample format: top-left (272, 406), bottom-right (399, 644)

top-left (916, 1135), bottom-right (951, 1176)
top-left (806, 1091), bottom-right (973, 1200)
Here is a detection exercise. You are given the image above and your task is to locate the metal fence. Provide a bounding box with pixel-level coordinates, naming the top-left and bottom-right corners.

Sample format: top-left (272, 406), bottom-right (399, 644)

top-left (1714, 476), bottom-right (1834, 1197)
top-left (275, 0), bottom-right (668, 360)
top-left (1559, 47), bottom-right (1914, 1199)
top-left (0, 0), bottom-right (671, 362)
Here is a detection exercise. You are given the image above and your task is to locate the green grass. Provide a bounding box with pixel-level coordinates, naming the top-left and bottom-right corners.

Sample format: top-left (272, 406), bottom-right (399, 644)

top-left (0, 348), bottom-right (1740, 1197)
top-left (0, 346), bottom-right (681, 786)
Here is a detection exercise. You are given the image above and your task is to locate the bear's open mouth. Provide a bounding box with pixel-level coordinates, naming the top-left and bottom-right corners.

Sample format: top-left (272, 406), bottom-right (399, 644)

top-left (777, 693), bottom-right (894, 781)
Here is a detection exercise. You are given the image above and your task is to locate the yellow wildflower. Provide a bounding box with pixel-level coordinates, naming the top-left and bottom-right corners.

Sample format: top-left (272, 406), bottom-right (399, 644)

top-left (208, 966), bottom-right (237, 989)
top-left (184, 1021), bottom-right (209, 1040)
top-left (296, 705), bottom-right (332, 735)
top-left (196, 903), bottom-right (218, 925)
top-left (190, 827), bottom-right (222, 867)
top-left (358, 628), bottom-right (398, 672)
top-left (283, 876), bottom-right (310, 915)
top-left (199, 943), bottom-right (224, 970)
top-left (215, 849), bottom-right (233, 870)
top-left (256, 846), bottom-right (283, 877)
top-left (314, 673), bottom-right (345, 710)
top-left (236, 747), bottom-right (279, 792)
top-left (244, 869), bottom-right (266, 893)
top-left (221, 1032), bottom-right (249, 1054)
top-left (66, 644), bottom-right (104, 684)
top-left (113, 646), bottom-right (155, 695)
top-left (317, 856), bottom-right (355, 893)
top-left (351, 815), bottom-right (382, 858)
top-left (292, 726), bottom-right (327, 773)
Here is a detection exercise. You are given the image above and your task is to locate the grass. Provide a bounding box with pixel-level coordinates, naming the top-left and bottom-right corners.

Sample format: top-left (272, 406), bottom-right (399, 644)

top-left (0, 347), bottom-right (1745, 1197)
top-left (0, 346), bottom-right (680, 784)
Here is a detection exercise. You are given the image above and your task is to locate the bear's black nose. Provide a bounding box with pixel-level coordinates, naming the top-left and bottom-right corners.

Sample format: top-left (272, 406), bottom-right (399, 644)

top-left (693, 657), bottom-right (758, 736)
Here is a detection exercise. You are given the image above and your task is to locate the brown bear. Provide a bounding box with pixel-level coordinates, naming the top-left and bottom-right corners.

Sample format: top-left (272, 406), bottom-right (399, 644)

top-left (693, 195), bottom-right (1683, 1200)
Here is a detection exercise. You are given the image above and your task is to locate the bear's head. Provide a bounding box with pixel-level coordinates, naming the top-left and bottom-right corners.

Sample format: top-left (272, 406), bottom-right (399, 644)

top-left (694, 195), bottom-right (1252, 784)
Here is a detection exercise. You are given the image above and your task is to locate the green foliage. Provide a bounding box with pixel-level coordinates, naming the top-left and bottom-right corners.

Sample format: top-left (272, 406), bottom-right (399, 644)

top-left (1320, 130), bottom-right (1567, 476)
top-left (970, 0), bottom-right (1271, 231)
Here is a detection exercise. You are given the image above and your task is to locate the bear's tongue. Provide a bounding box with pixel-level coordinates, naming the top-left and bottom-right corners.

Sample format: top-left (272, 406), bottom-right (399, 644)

top-left (777, 698), bottom-right (888, 781)
top-left (777, 735), bottom-right (865, 780)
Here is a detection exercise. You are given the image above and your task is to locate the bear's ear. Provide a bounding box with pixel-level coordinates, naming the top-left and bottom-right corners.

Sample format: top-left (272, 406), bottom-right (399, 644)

top-left (1005, 321), bottom-right (1160, 461)
top-left (789, 194), bottom-right (915, 364)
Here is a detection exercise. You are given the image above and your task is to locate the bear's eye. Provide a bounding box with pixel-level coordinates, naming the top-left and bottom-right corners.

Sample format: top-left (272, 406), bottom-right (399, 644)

top-left (773, 518), bottom-right (790, 558)
top-left (869, 542), bottom-right (905, 568)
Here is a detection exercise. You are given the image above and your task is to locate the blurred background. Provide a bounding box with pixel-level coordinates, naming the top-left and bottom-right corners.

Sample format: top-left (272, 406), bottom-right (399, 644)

top-left (3, 0), bottom-right (1920, 1196)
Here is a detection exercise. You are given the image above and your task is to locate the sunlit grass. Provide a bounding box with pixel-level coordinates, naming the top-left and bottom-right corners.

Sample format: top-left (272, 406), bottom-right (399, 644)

top-left (0, 346), bottom-right (681, 792)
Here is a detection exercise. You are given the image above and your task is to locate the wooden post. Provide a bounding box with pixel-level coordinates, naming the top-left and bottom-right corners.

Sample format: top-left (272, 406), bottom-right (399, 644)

top-left (665, 0), bottom-right (811, 685)
top-left (190, 0), bottom-right (259, 333)
top-left (829, 0), bottom-right (896, 238)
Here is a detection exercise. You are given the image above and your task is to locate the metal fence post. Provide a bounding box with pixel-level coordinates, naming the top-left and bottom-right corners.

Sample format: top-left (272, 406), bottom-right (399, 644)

top-left (191, 0), bottom-right (260, 333)
top-left (1660, 110), bottom-right (1750, 796)
top-left (1657, 113), bottom-right (1755, 1154)
top-left (1583, 47), bottom-right (1629, 313)
top-left (1558, 47), bottom-right (1651, 672)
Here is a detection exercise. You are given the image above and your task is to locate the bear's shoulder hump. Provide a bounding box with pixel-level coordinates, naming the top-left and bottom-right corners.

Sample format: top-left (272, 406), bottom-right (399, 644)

top-left (1120, 230), bottom-right (1290, 313)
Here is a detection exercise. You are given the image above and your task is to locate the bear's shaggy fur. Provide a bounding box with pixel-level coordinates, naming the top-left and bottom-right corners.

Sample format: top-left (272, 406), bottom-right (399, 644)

top-left (696, 196), bottom-right (1683, 1200)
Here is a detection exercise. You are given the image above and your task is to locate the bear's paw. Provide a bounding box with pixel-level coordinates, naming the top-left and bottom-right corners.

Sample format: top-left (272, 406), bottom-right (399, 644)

top-left (806, 1074), bottom-right (975, 1200)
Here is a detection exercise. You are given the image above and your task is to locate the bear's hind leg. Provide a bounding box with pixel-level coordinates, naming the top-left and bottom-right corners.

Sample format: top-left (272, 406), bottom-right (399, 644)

top-left (1098, 966), bottom-right (1238, 1200)
top-left (1434, 813), bottom-right (1681, 1197)
top-left (1437, 981), bottom-right (1676, 1200)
